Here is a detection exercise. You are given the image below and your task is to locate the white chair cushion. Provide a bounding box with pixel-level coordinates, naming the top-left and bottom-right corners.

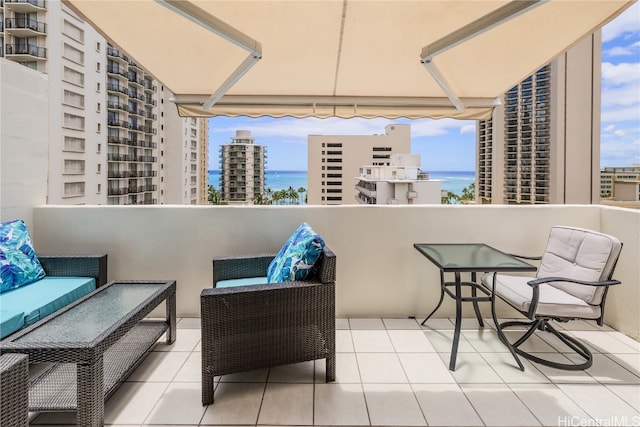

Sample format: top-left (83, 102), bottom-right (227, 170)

top-left (538, 226), bottom-right (622, 305)
top-left (482, 273), bottom-right (601, 320)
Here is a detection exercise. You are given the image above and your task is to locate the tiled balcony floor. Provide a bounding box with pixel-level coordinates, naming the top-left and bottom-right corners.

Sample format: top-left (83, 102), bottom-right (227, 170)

top-left (30, 317), bottom-right (640, 427)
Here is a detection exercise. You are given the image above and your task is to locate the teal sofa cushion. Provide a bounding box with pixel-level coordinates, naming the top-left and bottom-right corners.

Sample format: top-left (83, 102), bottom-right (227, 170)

top-left (216, 277), bottom-right (268, 288)
top-left (0, 276), bottom-right (95, 337)
top-left (0, 309), bottom-right (25, 339)
top-left (267, 223), bottom-right (325, 283)
top-left (0, 219), bottom-right (46, 293)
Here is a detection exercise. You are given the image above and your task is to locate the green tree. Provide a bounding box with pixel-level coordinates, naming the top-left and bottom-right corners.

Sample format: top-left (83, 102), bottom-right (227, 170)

top-left (297, 187), bottom-right (307, 205)
top-left (459, 183), bottom-right (475, 202)
top-left (208, 185), bottom-right (222, 205)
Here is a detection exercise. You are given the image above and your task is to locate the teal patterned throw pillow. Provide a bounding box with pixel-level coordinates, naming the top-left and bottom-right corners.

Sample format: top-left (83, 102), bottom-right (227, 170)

top-left (0, 219), bottom-right (46, 293)
top-left (267, 223), bottom-right (325, 283)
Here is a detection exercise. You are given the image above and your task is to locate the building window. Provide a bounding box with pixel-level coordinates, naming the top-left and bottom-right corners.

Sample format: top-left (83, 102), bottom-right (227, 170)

top-left (63, 66), bottom-right (84, 87)
top-left (97, 183), bottom-right (101, 193)
top-left (97, 123), bottom-right (101, 133)
top-left (64, 182), bottom-right (85, 198)
top-left (63, 136), bottom-right (85, 152)
top-left (96, 41), bottom-right (101, 52)
top-left (97, 102), bottom-right (101, 113)
top-left (63, 43), bottom-right (84, 65)
top-left (96, 62), bottom-right (101, 72)
top-left (63, 90), bottom-right (85, 108)
top-left (96, 82), bottom-right (101, 92)
top-left (97, 164), bottom-right (101, 173)
top-left (64, 160), bottom-right (85, 175)
top-left (63, 113), bottom-right (85, 131)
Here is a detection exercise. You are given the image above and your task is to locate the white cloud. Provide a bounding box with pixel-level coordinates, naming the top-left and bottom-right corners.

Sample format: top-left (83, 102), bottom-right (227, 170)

top-left (604, 124), bottom-right (616, 132)
top-left (602, 3), bottom-right (640, 43)
top-left (600, 139), bottom-right (640, 166)
top-left (602, 62), bottom-right (640, 86)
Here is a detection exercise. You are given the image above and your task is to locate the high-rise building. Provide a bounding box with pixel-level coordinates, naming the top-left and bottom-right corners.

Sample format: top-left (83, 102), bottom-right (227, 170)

top-left (601, 165), bottom-right (640, 201)
top-left (477, 32), bottom-right (602, 205)
top-left (0, 0), bottom-right (208, 206)
top-left (308, 124), bottom-right (411, 205)
top-left (355, 154), bottom-right (441, 205)
top-left (219, 130), bottom-right (266, 204)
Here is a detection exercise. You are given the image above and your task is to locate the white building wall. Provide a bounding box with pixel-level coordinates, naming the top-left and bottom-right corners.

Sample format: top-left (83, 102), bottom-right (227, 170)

top-left (0, 59), bottom-right (49, 226)
top-left (308, 124), bottom-right (411, 205)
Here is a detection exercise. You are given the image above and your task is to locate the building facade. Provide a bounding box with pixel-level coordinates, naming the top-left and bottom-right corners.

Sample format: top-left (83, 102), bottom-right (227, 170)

top-left (355, 154), bottom-right (441, 205)
top-left (477, 32), bottom-right (602, 205)
top-left (308, 124), bottom-right (411, 205)
top-left (601, 165), bottom-right (640, 201)
top-left (0, 0), bottom-right (208, 206)
top-left (219, 130), bottom-right (266, 204)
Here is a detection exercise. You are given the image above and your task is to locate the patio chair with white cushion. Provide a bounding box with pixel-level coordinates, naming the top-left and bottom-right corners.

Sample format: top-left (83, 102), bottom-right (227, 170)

top-left (483, 225), bottom-right (623, 370)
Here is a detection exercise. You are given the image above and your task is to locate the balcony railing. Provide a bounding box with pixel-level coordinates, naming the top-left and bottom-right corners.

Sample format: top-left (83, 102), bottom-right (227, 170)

top-left (4, 17), bottom-right (47, 33)
top-left (5, 0), bottom-right (46, 10)
top-left (4, 43), bottom-right (46, 59)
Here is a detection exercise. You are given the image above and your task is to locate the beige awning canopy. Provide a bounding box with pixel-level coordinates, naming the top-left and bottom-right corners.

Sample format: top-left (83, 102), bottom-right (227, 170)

top-left (63, 0), bottom-right (634, 120)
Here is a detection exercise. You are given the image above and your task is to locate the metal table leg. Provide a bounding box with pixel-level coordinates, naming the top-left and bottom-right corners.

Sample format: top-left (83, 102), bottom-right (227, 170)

top-left (449, 272), bottom-right (463, 370)
top-left (421, 271), bottom-right (446, 325)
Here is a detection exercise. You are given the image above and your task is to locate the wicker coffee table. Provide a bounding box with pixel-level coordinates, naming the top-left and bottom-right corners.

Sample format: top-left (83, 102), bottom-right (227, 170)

top-left (0, 280), bottom-right (176, 427)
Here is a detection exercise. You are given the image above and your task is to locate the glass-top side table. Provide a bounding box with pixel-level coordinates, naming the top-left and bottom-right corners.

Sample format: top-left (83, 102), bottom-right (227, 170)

top-left (414, 243), bottom-right (537, 370)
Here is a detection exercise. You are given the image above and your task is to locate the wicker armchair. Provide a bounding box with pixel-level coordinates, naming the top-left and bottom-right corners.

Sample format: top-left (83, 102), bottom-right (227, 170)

top-left (38, 254), bottom-right (108, 287)
top-left (201, 246), bottom-right (336, 404)
top-left (0, 353), bottom-right (29, 427)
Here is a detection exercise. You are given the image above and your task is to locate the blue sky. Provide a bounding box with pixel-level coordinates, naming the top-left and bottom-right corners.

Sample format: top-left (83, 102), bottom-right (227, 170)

top-left (208, 4), bottom-right (640, 172)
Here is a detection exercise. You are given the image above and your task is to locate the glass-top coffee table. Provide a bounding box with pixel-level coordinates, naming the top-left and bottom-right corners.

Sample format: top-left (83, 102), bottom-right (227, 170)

top-left (0, 280), bottom-right (176, 427)
top-left (414, 243), bottom-right (536, 370)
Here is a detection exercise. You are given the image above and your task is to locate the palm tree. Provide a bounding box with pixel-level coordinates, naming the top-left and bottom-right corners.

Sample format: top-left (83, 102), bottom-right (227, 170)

top-left (208, 185), bottom-right (221, 205)
top-left (297, 187), bottom-right (306, 205)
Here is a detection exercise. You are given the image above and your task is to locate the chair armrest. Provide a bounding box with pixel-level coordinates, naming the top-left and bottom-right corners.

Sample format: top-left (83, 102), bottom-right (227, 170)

top-left (38, 254), bottom-right (108, 287)
top-left (508, 253), bottom-right (542, 261)
top-left (212, 254), bottom-right (275, 285)
top-left (527, 276), bottom-right (621, 287)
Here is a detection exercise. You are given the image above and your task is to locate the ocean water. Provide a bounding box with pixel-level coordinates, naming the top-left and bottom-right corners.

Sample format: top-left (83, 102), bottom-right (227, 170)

top-left (208, 170), bottom-right (475, 196)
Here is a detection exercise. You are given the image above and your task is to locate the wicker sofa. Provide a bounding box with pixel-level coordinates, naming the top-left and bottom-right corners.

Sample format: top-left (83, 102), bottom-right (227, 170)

top-left (0, 255), bottom-right (108, 339)
top-left (0, 353), bottom-right (29, 426)
top-left (201, 246), bottom-right (336, 404)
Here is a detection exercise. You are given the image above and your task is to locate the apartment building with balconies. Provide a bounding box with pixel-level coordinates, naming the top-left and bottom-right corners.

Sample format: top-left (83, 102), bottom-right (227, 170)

top-left (601, 164), bottom-right (640, 202)
top-left (355, 154), bottom-right (441, 205)
top-left (1, 1), bottom-right (208, 206)
top-left (219, 130), bottom-right (266, 204)
top-left (308, 124), bottom-right (411, 205)
top-left (477, 32), bottom-right (602, 205)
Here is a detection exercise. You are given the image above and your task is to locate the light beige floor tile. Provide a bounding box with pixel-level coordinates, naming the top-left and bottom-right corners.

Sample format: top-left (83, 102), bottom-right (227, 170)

top-left (349, 317), bottom-right (385, 329)
top-left (569, 330), bottom-right (639, 354)
top-left (457, 317), bottom-right (488, 330)
top-left (606, 353), bottom-right (640, 377)
top-left (558, 383), bottom-right (640, 422)
top-left (336, 329), bottom-right (354, 352)
top-left (104, 381), bottom-right (169, 425)
top-left (554, 319), bottom-right (604, 331)
top-left (388, 330), bottom-right (436, 352)
top-left (268, 361), bottom-right (315, 383)
top-left (314, 383), bottom-right (369, 426)
top-left (154, 328), bottom-right (201, 352)
top-left (480, 352), bottom-right (550, 383)
top-left (419, 317), bottom-right (455, 331)
top-left (218, 368), bottom-right (269, 383)
top-left (585, 353), bottom-right (640, 384)
top-left (177, 317), bottom-right (201, 329)
top-left (605, 384), bottom-right (640, 410)
top-left (439, 352), bottom-right (504, 383)
top-left (461, 383), bottom-right (540, 426)
top-left (335, 317), bottom-right (350, 330)
top-left (423, 329), bottom-right (475, 353)
top-left (363, 383), bottom-right (426, 426)
top-left (510, 383), bottom-right (593, 426)
top-left (503, 330), bottom-right (559, 353)
top-left (200, 382), bottom-right (265, 425)
top-left (314, 353), bottom-right (361, 383)
top-left (144, 382), bottom-right (206, 425)
top-left (351, 330), bottom-right (394, 352)
top-left (412, 383), bottom-right (484, 426)
top-left (357, 353), bottom-right (408, 383)
top-left (383, 317), bottom-right (421, 329)
top-left (607, 331), bottom-right (640, 351)
top-left (258, 383), bottom-right (313, 425)
top-left (127, 351), bottom-right (190, 382)
top-left (398, 353), bottom-right (456, 383)
top-left (462, 328), bottom-right (510, 353)
top-left (531, 353), bottom-right (598, 383)
top-left (174, 351), bottom-right (201, 382)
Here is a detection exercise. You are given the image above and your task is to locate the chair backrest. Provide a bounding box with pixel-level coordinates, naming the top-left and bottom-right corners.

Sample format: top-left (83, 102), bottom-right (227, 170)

top-left (538, 226), bottom-right (622, 305)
